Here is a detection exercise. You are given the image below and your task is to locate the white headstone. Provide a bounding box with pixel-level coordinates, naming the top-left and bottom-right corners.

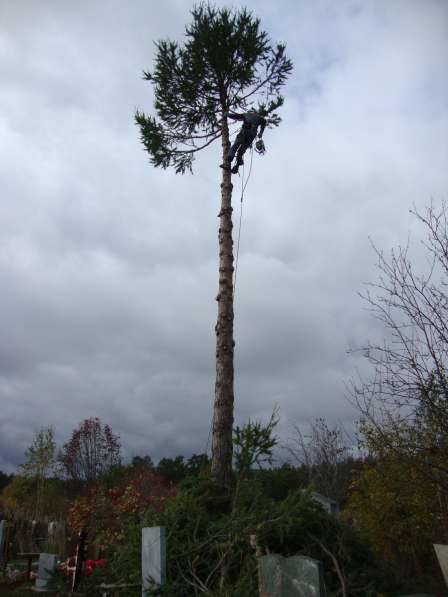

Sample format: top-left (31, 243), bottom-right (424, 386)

top-left (35, 553), bottom-right (58, 591)
top-left (142, 527), bottom-right (166, 596)
top-left (434, 544), bottom-right (448, 587)
top-left (48, 522), bottom-right (57, 537)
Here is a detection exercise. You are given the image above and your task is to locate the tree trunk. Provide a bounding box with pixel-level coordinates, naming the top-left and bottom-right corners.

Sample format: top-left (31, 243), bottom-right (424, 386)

top-left (211, 118), bottom-right (235, 491)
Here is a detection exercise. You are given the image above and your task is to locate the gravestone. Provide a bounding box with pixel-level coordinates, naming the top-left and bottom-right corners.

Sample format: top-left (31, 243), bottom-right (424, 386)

top-left (46, 521), bottom-right (65, 554)
top-left (434, 544), bottom-right (448, 587)
top-left (259, 554), bottom-right (324, 597)
top-left (47, 522), bottom-right (57, 537)
top-left (35, 552), bottom-right (58, 591)
top-left (0, 520), bottom-right (6, 566)
top-left (311, 492), bottom-right (339, 517)
top-left (142, 527), bottom-right (166, 596)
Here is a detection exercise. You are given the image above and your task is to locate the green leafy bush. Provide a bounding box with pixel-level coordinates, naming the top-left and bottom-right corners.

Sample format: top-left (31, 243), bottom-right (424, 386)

top-left (78, 413), bottom-right (401, 595)
top-left (103, 475), bottom-right (399, 596)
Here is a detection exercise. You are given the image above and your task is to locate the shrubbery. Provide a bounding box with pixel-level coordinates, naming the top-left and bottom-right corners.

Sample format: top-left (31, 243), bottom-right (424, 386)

top-left (97, 474), bottom-right (399, 596)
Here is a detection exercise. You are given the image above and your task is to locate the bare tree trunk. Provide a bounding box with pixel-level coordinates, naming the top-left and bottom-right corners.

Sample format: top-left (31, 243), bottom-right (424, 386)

top-left (211, 118), bottom-right (235, 491)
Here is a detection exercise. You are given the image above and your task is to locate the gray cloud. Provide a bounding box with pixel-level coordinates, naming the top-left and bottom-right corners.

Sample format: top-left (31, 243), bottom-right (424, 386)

top-left (1, 0), bottom-right (447, 471)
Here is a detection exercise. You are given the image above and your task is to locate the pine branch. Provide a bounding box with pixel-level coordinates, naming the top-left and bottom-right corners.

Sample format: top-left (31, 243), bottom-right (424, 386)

top-left (137, 5), bottom-right (292, 174)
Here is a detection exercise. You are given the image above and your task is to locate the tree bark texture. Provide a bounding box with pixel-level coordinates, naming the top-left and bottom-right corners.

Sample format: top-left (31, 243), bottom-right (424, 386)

top-left (211, 119), bottom-right (235, 490)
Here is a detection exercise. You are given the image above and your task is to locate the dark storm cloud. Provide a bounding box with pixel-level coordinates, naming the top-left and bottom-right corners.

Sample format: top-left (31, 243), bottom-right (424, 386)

top-left (0, 0), bottom-right (447, 471)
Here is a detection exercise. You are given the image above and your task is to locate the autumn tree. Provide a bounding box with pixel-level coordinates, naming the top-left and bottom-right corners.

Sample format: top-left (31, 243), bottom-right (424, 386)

top-left (68, 468), bottom-right (176, 549)
top-left (347, 203), bottom-right (448, 590)
top-left (19, 427), bottom-right (57, 517)
top-left (346, 452), bottom-right (446, 591)
top-left (60, 418), bottom-right (121, 484)
top-left (287, 418), bottom-right (355, 504)
top-left (351, 203), bottom-right (448, 493)
top-left (136, 4), bottom-right (292, 490)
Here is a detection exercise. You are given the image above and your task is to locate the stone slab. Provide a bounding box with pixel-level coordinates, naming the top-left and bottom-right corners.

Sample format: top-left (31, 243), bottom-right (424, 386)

top-left (142, 526), bottom-right (166, 596)
top-left (35, 553), bottom-right (58, 591)
top-left (434, 544), bottom-right (448, 588)
top-left (259, 553), bottom-right (324, 596)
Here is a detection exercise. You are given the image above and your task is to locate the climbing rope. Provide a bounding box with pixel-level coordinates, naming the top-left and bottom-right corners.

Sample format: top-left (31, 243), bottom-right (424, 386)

top-left (233, 145), bottom-right (254, 298)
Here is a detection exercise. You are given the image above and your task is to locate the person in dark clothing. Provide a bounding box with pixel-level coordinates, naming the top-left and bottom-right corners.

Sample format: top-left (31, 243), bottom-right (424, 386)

top-left (222, 111), bottom-right (267, 174)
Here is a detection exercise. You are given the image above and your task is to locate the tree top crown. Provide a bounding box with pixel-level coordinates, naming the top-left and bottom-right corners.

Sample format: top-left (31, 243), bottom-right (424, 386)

top-left (136, 3), bottom-right (293, 173)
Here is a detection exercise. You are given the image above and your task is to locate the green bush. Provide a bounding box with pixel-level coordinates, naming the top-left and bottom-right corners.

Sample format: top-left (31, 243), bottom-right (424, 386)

top-left (79, 413), bottom-right (402, 595)
top-left (103, 475), bottom-right (400, 596)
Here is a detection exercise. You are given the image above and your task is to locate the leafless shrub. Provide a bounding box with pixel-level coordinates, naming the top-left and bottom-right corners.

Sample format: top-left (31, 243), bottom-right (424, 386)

top-left (350, 202), bottom-right (448, 488)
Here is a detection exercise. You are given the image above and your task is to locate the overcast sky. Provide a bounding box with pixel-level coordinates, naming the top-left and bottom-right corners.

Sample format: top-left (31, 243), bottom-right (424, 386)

top-left (1, 0), bottom-right (447, 472)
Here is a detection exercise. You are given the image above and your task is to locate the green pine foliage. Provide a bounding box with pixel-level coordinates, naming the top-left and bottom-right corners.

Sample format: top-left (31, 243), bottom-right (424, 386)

top-left (102, 478), bottom-right (399, 596)
top-left (135, 3), bottom-right (293, 173)
top-left (96, 413), bottom-right (401, 596)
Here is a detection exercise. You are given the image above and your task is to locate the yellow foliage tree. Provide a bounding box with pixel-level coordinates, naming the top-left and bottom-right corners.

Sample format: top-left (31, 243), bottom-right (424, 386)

top-left (0, 475), bottom-right (68, 519)
top-left (346, 449), bottom-right (446, 589)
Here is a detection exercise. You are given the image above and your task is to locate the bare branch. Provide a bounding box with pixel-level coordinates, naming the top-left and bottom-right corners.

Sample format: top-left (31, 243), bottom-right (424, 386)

top-left (309, 533), bottom-right (347, 597)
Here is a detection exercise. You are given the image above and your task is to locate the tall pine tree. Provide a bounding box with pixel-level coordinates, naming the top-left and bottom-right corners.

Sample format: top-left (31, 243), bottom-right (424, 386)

top-left (136, 4), bottom-right (292, 490)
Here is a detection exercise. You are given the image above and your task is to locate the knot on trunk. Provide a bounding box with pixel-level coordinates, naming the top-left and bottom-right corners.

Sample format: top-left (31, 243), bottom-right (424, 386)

top-left (218, 207), bottom-right (233, 217)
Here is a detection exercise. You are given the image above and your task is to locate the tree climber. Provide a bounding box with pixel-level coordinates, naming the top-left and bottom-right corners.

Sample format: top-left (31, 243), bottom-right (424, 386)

top-left (221, 110), bottom-right (267, 174)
